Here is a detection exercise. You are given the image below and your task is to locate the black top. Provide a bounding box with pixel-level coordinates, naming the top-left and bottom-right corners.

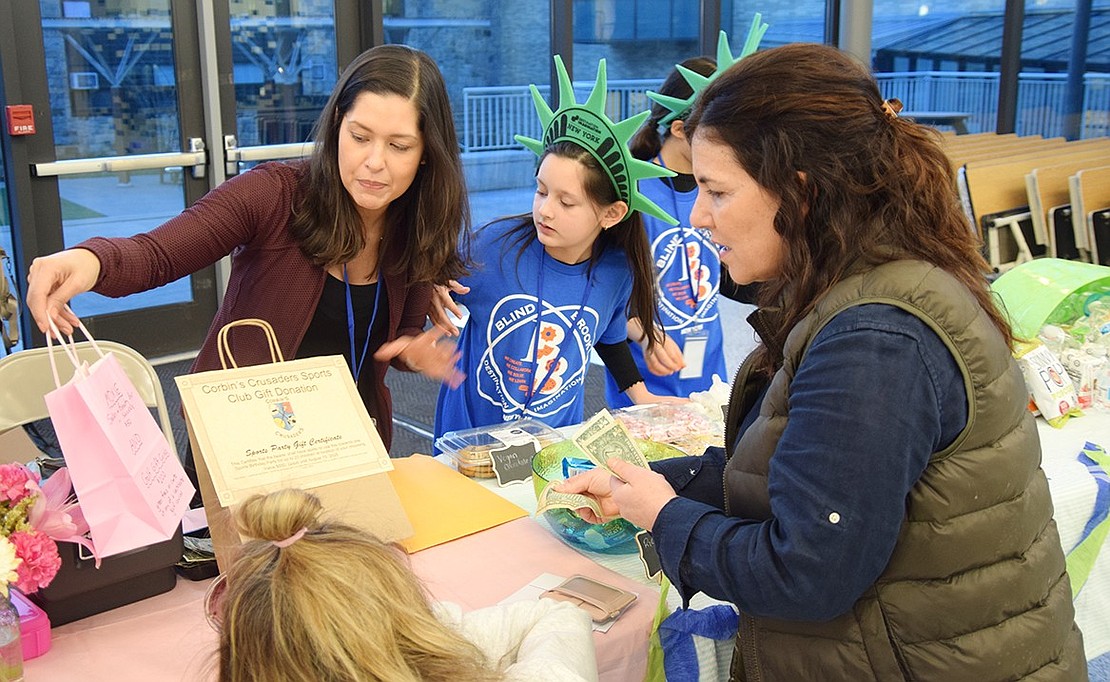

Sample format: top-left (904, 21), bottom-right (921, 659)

top-left (299, 275), bottom-right (390, 420)
top-left (595, 340), bottom-right (643, 392)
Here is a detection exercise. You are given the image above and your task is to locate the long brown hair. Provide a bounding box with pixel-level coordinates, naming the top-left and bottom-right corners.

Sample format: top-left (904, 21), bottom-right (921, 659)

top-left (685, 43), bottom-right (1012, 376)
top-left (628, 56), bottom-right (716, 162)
top-left (217, 489), bottom-right (499, 682)
top-left (291, 44), bottom-right (469, 284)
top-left (502, 140), bottom-right (660, 351)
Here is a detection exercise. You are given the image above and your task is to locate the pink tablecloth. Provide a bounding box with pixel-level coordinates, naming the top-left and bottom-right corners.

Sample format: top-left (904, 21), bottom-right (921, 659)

top-left (23, 577), bottom-right (217, 681)
top-left (24, 517), bottom-right (657, 681)
top-left (411, 517), bottom-right (659, 682)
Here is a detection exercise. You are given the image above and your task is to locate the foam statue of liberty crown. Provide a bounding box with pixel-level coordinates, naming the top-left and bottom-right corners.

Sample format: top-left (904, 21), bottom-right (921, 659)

top-left (648, 13), bottom-right (770, 127)
top-left (514, 57), bottom-right (679, 226)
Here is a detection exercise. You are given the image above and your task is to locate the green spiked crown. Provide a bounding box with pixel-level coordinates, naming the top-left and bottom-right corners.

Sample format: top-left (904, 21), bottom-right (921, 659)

top-left (515, 56), bottom-right (679, 226)
top-left (647, 13), bottom-right (770, 126)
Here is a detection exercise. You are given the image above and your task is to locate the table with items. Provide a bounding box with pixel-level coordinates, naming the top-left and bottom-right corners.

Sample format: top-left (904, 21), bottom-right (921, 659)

top-left (444, 400), bottom-right (1110, 675)
top-left (23, 454), bottom-right (660, 682)
top-left (21, 408), bottom-right (1110, 680)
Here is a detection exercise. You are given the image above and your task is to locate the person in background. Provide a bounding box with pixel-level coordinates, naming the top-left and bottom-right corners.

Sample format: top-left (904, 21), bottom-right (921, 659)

top-left (25, 45), bottom-right (468, 468)
top-left (560, 43), bottom-right (1086, 680)
top-left (603, 20), bottom-right (768, 410)
top-left (605, 47), bottom-right (773, 411)
top-left (208, 488), bottom-right (598, 682)
top-left (600, 55), bottom-right (721, 408)
top-left (424, 57), bottom-right (682, 443)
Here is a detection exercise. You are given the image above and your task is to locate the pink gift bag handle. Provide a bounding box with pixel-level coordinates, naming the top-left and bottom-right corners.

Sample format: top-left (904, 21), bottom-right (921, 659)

top-left (216, 318), bottom-right (284, 369)
top-left (46, 310), bottom-right (105, 388)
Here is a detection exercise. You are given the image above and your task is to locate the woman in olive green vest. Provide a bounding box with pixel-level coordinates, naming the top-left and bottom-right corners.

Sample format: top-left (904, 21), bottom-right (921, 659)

top-left (559, 43), bottom-right (1086, 681)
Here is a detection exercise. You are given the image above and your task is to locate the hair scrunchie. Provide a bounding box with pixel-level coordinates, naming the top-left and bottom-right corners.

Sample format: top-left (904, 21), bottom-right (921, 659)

top-left (272, 527), bottom-right (308, 549)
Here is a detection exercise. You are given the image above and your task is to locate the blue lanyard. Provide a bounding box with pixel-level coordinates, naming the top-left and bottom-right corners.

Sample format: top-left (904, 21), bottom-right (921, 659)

top-left (524, 251), bottom-right (594, 414)
top-left (656, 155), bottom-right (702, 309)
top-left (343, 264), bottom-right (384, 381)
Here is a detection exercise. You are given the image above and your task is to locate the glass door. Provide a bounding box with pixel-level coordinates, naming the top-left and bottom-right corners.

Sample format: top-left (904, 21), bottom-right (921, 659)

top-left (222, 1), bottom-right (337, 175)
top-left (1, 0), bottom-right (344, 358)
top-left (0, 137), bottom-right (19, 356)
top-left (4, 0), bottom-right (215, 356)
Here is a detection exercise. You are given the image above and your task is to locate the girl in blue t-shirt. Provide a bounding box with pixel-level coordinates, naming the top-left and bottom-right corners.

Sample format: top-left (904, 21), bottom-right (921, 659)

top-left (432, 139), bottom-right (673, 441)
top-left (603, 57), bottom-right (730, 409)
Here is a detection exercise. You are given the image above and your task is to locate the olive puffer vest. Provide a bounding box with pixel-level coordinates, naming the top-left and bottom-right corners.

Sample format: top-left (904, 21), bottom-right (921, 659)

top-left (721, 261), bottom-right (1086, 681)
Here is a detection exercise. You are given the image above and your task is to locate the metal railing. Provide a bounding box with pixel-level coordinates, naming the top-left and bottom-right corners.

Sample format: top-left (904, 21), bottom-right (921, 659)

top-left (461, 72), bottom-right (1109, 152)
top-left (874, 71), bottom-right (1109, 138)
top-left (462, 80), bottom-right (657, 152)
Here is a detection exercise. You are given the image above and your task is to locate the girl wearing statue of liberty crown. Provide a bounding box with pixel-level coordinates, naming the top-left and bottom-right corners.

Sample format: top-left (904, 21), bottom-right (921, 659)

top-left (603, 18), bottom-right (768, 409)
top-left (424, 57), bottom-right (682, 442)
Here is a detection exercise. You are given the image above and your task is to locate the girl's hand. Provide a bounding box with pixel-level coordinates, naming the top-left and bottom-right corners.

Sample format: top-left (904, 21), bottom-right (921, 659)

top-left (554, 468), bottom-right (621, 524)
top-left (428, 280), bottom-right (469, 337)
top-left (605, 458), bottom-right (677, 531)
top-left (623, 382), bottom-right (690, 405)
top-left (26, 249), bottom-right (101, 336)
top-left (374, 326), bottom-right (465, 388)
top-left (642, 333), bottom-right (685, 376)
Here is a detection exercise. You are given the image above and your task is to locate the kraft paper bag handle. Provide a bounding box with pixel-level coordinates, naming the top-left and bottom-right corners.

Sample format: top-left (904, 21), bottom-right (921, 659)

top-left (216, 318), bottom-right (284, 369)
top-left (46, 312), bottom-right (105, 388)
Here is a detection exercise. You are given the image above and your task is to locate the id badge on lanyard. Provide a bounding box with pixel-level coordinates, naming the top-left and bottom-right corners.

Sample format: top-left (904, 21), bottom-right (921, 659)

top-left (656, 156), bottom-right (710, 381)
top-left (679, 331), bottom-right (708, 379)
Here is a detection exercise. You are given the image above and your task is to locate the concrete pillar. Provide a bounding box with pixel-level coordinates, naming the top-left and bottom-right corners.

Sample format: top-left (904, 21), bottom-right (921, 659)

top-left (838, 0), bottom-right (874, 67)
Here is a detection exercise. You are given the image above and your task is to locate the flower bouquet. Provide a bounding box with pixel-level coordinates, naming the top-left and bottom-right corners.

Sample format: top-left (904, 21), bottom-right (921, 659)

top-left (0, 462), bottom-right (90, 678)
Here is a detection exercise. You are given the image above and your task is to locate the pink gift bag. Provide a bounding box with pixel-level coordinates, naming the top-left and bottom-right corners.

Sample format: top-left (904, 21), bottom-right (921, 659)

top-left (42, 321), bottom-right (194, 558)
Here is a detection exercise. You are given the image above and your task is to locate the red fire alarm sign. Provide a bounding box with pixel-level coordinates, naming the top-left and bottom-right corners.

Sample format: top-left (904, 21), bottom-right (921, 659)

top-left (6, 105), bottom-right (35, 136)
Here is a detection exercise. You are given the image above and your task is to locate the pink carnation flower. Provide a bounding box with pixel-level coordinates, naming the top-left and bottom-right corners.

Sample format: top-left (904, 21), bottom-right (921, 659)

top-left (0, 464), bottom-right (40, 504)
top-left (9, 530), bottom-right (62, 594)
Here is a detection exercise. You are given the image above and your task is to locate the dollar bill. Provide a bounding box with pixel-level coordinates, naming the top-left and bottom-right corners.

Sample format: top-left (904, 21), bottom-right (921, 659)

top-left (572, 409), bottom-right (649, 480)
top-left (535, 479), bottom-right (604, 518)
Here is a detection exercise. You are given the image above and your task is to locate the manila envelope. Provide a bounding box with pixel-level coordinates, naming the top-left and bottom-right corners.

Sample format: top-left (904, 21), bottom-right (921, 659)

top-left (388, 454), bottom-right (528, 553)
top-left (176, 355), bottom-right (412, 572)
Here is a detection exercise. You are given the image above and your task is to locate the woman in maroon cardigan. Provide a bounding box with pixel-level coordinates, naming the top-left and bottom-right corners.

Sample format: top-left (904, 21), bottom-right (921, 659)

top-left (25, 44), bottom-right (468, 456)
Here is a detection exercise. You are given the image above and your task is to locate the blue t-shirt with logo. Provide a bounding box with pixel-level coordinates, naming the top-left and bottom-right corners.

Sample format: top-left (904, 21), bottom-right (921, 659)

top-left (604, 175), bottom-right (726, 407)
top-left (435, 219), bottom-right (633, 444)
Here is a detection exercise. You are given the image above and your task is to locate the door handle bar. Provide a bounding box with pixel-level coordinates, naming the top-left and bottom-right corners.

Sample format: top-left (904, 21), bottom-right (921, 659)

top-left (33, 150), bottom-right (206, 177)
top-left (225, 142), bottom-right (315, 163)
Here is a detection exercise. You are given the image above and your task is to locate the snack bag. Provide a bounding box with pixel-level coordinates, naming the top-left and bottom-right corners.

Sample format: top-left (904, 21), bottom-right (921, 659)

top-left (1060, 347), bottom-right (1107, 409)
top-left (1014, 341), bottom-right (1083, 428)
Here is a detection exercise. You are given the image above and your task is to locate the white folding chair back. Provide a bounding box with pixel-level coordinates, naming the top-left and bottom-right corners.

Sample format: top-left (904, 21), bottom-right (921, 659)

top-left (0, 340), bottom-right (178, 461)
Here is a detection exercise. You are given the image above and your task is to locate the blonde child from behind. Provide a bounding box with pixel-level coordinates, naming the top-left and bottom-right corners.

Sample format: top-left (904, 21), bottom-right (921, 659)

top-left (212, 488), bottom-right (597, 682)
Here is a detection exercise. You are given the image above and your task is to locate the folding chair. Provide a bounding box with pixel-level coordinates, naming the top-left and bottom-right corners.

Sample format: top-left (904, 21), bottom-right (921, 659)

top-left (0, 340), bottom-right (177, 461)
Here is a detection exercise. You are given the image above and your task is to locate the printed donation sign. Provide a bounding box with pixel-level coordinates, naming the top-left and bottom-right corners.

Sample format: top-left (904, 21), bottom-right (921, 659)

top-left (176, 355), bottom-right (392, 506)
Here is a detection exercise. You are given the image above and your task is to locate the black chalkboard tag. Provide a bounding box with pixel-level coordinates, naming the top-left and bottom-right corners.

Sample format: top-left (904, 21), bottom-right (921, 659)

top-left (489, 443), bottom-right (536, 486)
top-left (636, 530), bottom-right (662, 581)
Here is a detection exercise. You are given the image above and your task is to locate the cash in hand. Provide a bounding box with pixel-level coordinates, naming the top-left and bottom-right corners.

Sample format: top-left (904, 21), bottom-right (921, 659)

top-left (535, 479), bottom-right (604, 518)
top-left (571, 409), bottom-right (649, 481)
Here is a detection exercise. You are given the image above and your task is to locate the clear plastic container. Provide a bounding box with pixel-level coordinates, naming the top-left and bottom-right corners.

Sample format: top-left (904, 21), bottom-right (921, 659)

top-left (611, 403), bottom-right (724, 456)
top-left (434, 418), bottom-right (564, 478)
